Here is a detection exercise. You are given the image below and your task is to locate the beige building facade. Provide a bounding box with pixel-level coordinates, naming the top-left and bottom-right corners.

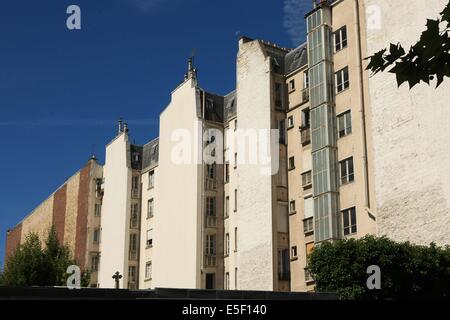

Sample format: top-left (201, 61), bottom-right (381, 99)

top-left (5, 0), bottom-right (450, 292)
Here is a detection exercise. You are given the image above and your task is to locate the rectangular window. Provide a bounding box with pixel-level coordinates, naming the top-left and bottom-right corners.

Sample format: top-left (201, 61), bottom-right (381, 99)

top-left (128, 266), bottom-right (136, 283)
top-left (225, 196), bottom-right (230, 218)
top-left (148, 170), bottom-right (155, 189)
top-left (343, 207), bottom-right (357, 236)
top-left (225, 233), bottom-right (230, 256)
top-left (225, 163), bottom-right (230, 183)
top-left (303, 217), bottom-right (314, 234)
top-left (289, 200), bottom-right (296, 214)
top-left (334, 26), bottom-right (348, 52)
top-left (340, 157), bottom-right (354, 185)
top-left (205, 234), bottom-right (216, 255)
top-left (129, 233), bottom-right (138, 260)
top-left (278, 248), bottom-right (290, 280)
top-left (207, 163), bottom-right (216, 179)
top-left (287, 115), bottom-right (294, 128)
top-left (94, 203), bottom-right (101, 217)
top-left (304, 195), bottom-right (313, 219)
top-left (337, 110), bottom-right (352, 138)
top-left (225, 272), bottom-right (230, 290)
top-left (130, 203), bottom-right (139, 228)
top-left (93, 228), bottom-right (100, 244)
top-left (91, 253), bottom-right (100, 272)
top-left (132, 176), bottom-right (139, 190)
top-left (303, 71), bottom-right (309, 88)
top-left (234, 189), bottom-right (237, 212)
top-left (289, 79), bottom-right (296, 92)
top-left (146, 229), bottom-right (153, 247)
top-left (206, 197), bottom-right (216, 216)
top-left (302, 171), bottom-right (312, 188)
top-left (234, 119), bottom-right (237, 131)
top-left (279, 119), bottom-right (286, 144)
top-left (147, 199), bottom-right (154, 218)
top-left (145, 261), bottom-right (152, 280)
top-left (234, 153), bottom-right (238, 169)
top-left (291, 246), bottom-right (298, 259)
top-left (234, 227), bottom-right (238, 252)
top-left (234, 268), bottom-right (238, 290)
top-left (275, 83), bottom-right (283, 109)
top-left (301, 108), bottom-right (311, 129)
top-left (288, 156), bottom-right (295, 170)
top-left (335, 67), bottom-right (350, 93)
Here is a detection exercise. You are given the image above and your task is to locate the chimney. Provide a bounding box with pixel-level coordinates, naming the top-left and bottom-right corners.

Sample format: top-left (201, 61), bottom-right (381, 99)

top-left (118, 118), bottom-right (123, 134)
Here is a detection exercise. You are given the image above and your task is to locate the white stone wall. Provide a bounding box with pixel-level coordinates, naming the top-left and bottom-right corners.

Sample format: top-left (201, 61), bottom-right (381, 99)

top-left (236, 40), bottom-right (276, 291)
top-left (364, 0), bottom-right (450, 245)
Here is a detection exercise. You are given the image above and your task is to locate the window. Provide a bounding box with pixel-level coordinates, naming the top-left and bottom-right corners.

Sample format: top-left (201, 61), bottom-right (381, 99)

top-left (289, 79), bottom-right (296, 92)
top-left (278, 248), bottom-right (290, 280)
top-left (337, 110), bottom-right (352, 138)
top-left (132, 153), bottom-right (140, 163)
top-left (93, 228), bottom-right (100, 244)
top-left (225, 163), bottom-right (230, 183)
top-left (206, 273), bottom-right (215, 290)
top-left (304, 195), bottom-right (314, 220)
top-left (148, 170), bottom-right (155, 189)
top-left (334, 26), bottom-right (348, 52)
top-left (225, 196), bottom-right (230, 218)
top-left (291, 246), bottom-right (298, 259)
top-left (128, 266), bottom-right (136, 283)
top-left (340, 157), bottom-right (354, 185)
top-left (342, 207), bottom-right (357, 236)
top-left (146, 229), bottom-right (153, 247)
top-left (91, 253), bottom-right (100, 272)
top-left (279, 119), bottom-right (286, 144)
top-left (234, 189), bottom-right (237, 212)
top-left (287, 115), bottom-right (294, 129)
top-left (303, 217), bottom-right (314, 234)
top-left (335, 67), bottom-right (350, 93)
top-left (301, 108), bottom-right (310, 129)
top-left (234, 268), bottom-right (238, 290)
top-left (288, 157), bottom-right (295, 170)
top-left (225, 233), bottom-right (230, 256)
top-left (205, 234), bottom-right (216, 255)
top-left (234, 153), bottom-right (238, 169)
top-left (94, 203), bottom-right (102, 217)
top-left (225, 272), bottom-right (230, 290)
top-left (234, 227), bottom-right (238, 252)
top-left (132, 176), bottom-right (139, 190)
top-left (207, 163), bottom-right (216, 179)
top-left (303, 71), bottom-right (309, 89)
top-left (234, 119), bottom-right (237, 131)
top-left (147, 199), bottom-right (154, 218)
top-left (275, 83), bottom-right (283, 108)
top-left (130, 203), bottom-right (139, 228)
top-left (302, 171), bottom-right (312, 188)
top-left (206, 197), bottom-right (216, 217)
top-left (145, 261), bottom-right (152, 280)
top-left (289, 200), bottom-right (296, 214)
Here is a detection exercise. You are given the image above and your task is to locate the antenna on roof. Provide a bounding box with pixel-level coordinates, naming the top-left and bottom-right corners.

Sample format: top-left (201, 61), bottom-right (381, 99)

top-left (185, 48), bottom-right (198, 80)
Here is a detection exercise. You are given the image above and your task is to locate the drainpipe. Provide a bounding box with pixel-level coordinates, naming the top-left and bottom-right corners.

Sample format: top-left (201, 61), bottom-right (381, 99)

top-left (354, 0), bottom-right (375, 230)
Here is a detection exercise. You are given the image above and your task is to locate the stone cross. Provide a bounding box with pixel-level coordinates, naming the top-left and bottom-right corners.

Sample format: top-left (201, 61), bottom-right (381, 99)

top-left (112, 271), bottom-right (122, 289)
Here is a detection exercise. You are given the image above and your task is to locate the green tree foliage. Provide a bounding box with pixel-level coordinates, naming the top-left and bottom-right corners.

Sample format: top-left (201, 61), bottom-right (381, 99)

top-left (308, 236), bottom-right (450, 299)
top-left (1, 226), bottom-right (90, 287)
top-left (366, 0), bottom-right (450, 88)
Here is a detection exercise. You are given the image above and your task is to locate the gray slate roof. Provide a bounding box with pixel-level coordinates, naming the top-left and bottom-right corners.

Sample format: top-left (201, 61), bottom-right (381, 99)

top-left (285, 42), bottom-right (308, 75)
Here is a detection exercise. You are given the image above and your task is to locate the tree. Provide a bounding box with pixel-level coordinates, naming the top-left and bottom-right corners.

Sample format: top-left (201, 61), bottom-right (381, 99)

top-left (308, 236), bottom-right (450, 299)
top-left (1, 226), bottom-right (90, 287)
top-left (366, 0), bottom-right (450, 88)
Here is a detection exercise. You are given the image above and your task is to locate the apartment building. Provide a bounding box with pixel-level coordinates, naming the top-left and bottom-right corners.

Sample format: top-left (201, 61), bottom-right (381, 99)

top-left (4, 158), bottom-right (103, 287)
top-left (5, 0), bottom-right (450, 292)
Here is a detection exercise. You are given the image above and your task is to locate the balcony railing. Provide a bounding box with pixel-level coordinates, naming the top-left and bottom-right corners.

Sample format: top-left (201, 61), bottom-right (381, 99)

top-left (205, 178), bottom-right (217, 191)
top-left (205, 215), bottom-right (217, 228)
top-left (204, 254), bottom-right (217, 268)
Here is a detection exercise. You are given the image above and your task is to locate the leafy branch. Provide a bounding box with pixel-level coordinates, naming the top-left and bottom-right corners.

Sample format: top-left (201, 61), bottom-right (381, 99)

top-left (366, 0), bottom-right (450, 88)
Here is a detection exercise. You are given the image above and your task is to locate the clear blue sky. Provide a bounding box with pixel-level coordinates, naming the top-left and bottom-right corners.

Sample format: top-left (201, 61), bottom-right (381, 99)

top-left (0, 0), bottom-right (309, 268)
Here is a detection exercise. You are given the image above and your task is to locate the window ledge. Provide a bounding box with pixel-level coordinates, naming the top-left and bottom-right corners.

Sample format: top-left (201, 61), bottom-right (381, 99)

top-left (146, 245), bottom-right (153, 249)
top-left (288, 166), bottom-right (296, 171)
top-left (287, 125), bottom-right (294, 130)
top-left (290, 257), bottom-right (298, 262)
top-left (289, 211), bottom-right (297, 216)
top-left (304, 231), bottom-right (314, 236)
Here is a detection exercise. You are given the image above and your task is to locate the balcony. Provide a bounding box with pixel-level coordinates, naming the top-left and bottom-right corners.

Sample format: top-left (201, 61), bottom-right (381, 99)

top-left (204, 254), bottom-right (217, 268)
top-left (205, 215), bottom-right (217, 228)
top-left (300, 128), bottom-right (311, 146)
top-left (302, 88), bottom-right (309, 103)
top-left (205, 179), bottom-right (217, 191)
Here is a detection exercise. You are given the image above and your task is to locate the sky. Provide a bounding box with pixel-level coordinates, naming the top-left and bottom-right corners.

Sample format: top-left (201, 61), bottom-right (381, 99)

top-left (0, 0), bottom-right (310, 268)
